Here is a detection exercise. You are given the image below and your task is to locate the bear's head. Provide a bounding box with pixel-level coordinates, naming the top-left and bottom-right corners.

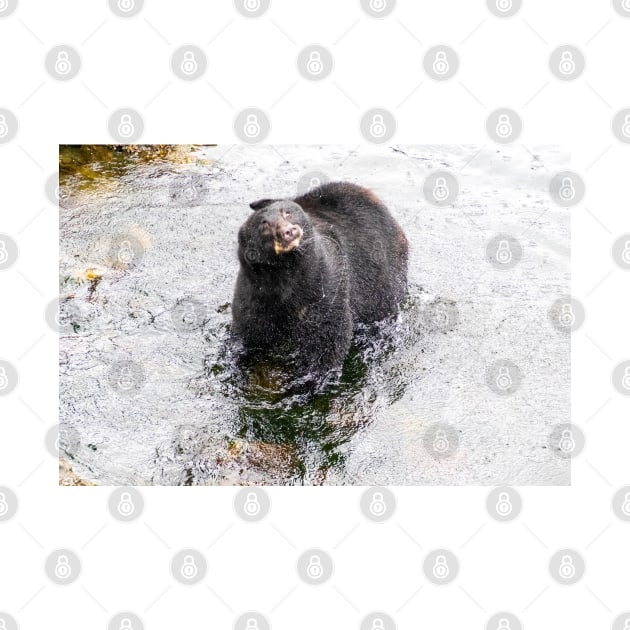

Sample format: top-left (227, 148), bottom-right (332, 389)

top-left (238, 199), bottom-right (312, 266)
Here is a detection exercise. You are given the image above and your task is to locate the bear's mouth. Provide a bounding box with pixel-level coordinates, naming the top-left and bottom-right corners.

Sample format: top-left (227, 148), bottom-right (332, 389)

top-left (273, 224), bottom-right (303, 254)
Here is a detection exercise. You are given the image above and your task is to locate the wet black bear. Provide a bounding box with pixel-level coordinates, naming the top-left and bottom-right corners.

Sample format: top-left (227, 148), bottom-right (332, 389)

top-left (231, 182), bottom-right (408, 387)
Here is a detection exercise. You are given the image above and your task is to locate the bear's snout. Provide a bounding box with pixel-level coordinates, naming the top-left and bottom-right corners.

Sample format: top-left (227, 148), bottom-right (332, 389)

top-left (278, 223), bottom-right (300, 243)
top-left (271, 219), bottom-right (303, 254)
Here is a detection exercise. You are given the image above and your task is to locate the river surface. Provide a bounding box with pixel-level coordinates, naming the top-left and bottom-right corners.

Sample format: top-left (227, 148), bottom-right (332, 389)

top-left (59, 144), bottom-right (570, 485)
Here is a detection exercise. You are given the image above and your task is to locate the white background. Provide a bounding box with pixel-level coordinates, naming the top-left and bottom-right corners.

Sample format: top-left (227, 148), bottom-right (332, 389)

top-left (1, 0), bottom-right (629, 628)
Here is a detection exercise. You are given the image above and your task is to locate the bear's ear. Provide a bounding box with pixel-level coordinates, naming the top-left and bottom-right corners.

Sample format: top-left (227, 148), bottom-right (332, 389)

top-left (249, 198), bottom-right (277, 211)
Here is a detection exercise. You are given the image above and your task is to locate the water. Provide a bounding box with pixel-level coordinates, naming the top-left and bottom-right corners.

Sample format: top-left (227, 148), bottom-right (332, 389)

top-left (59, 144), bottom-right (570, 485)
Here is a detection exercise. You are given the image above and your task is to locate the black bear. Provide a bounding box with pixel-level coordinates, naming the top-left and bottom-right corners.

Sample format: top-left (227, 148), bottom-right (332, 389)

top-left (231, 182), bottom-right (408, 383)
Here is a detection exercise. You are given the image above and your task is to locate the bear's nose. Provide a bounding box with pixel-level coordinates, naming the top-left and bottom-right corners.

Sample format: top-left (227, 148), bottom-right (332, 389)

top-left (278, 224), bottom-right (299, 243)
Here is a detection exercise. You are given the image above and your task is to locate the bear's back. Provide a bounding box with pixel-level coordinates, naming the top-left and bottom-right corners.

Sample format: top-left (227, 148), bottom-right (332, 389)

top-left (294, 182), bottom-right (408, 324)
